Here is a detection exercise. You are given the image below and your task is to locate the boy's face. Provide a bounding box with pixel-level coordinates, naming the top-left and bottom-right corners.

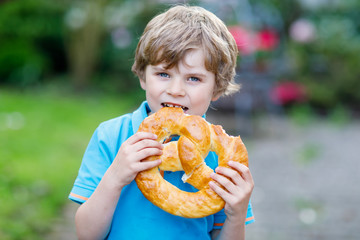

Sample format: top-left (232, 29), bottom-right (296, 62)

top-left (140, 48), bottom-right (219, 116)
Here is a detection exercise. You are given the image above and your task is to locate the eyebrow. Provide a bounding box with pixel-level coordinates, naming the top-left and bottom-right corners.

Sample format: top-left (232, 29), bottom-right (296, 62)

top-left (150, 65), bottom-right (166, 72)
top-left (188, 72), bottom-right (207, 77)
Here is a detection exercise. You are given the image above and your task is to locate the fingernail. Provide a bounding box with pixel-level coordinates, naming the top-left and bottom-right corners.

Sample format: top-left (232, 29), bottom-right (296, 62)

top-left (228, 161), bottom-right (234, 165)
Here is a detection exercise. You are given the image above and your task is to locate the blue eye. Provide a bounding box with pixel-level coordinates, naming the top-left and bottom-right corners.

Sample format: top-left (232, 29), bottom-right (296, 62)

top-left (188, 77), bottom-right (200, 82)
top-left (158, 72), bottom-right (170, 78)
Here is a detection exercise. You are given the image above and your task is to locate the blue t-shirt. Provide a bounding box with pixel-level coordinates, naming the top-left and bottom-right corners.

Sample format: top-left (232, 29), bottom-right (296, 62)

top-left (69, 101), bottom-right (254, 239)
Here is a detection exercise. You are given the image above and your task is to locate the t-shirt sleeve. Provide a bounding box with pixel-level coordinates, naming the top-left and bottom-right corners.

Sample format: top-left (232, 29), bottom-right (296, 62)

top-left (69, 126), bottom-right (115, 204)
top-left (213, 208), bottom-right (226, 230)
top-left (212, 201), bottom-right (254, 230)
top-left (245, 201), bottom-right (255, 224)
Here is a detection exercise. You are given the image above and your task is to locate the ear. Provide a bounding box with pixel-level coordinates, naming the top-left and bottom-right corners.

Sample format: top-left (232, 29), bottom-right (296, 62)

top-left (211, 92), bottom-right (221, 102)
top-left (139, 79), bottom-right (146, 90)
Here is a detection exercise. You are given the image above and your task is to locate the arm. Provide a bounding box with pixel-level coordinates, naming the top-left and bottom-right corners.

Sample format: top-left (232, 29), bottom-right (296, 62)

top-left (75, 132), bottom-right (163, 240)
top-left (209, 161), bottom-right (254, 240)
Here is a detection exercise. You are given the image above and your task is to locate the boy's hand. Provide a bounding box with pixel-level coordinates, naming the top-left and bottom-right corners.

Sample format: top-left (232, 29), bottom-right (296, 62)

top-left (209, 161), bottom-right (254, 220)
top-left (110, 132), bottom-right (163, 188)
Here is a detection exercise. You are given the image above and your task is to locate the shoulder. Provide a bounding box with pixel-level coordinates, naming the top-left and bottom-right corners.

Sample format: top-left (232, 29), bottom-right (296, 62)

top-left (98, 112), bottom-right (133, 132)
top-left (97, 101), bottom-right (149, 133)
top-left (94, 112), bottom-right (132, 139)
top-left (94, 101), bottom-right (149, 144)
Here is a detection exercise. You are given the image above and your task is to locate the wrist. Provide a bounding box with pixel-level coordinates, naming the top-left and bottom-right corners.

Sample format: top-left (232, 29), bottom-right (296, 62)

top-left (225, 210), bottom-right (247, 226)
top-left (104, 164), bottom-right (127, 191)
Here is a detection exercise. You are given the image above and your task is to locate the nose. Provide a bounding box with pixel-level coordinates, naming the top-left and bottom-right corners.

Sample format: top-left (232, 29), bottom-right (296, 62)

top-left (166, 79), bottom-right (185, 97)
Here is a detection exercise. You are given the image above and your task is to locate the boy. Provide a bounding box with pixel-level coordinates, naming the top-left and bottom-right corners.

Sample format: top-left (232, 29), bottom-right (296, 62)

top-left (69, 5), bottom-right (254, 240)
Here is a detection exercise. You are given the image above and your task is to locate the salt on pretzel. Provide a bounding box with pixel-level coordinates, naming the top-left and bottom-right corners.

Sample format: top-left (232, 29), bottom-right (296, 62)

top-left (135, 107), bottom-right (248, 218)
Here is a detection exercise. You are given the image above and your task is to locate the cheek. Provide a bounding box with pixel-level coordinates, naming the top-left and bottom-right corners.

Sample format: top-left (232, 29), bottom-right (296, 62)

top-left (202, 85), bottom-right (217, 100)
top-left (193, 91), bottom-right (214, 106)
top-left (146, 84), bottom-right (164, 98)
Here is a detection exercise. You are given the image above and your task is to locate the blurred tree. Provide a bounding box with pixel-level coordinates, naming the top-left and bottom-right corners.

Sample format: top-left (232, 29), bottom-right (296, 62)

top-left (64, 0), bottom-right (107, 90)
top-left (63, 0), bottom-right (170, 91)
top-left (95, 1), bottom-right (170, 92)
top-left (0, 0), bottom-right (67, 86)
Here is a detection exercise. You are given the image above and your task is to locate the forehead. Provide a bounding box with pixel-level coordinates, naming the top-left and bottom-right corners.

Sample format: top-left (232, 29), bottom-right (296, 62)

top-left (153, 46), bottom-right (214, 73)
top-left (154, 48), bottom-right (209, 72)
top-left (179, 48), bottom-right (206, 69)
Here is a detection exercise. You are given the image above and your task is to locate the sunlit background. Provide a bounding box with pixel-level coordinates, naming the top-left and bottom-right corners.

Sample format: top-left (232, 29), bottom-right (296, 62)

top-left (1, 0), bottom-right (359, 239)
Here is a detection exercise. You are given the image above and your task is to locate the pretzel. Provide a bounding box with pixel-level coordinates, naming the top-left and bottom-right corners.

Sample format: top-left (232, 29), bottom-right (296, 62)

top-left (135, 107), bottom-right (248, 218)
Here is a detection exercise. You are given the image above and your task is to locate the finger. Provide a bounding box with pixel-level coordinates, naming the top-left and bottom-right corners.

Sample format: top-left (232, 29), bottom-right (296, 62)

top-left (117, 139), bottom-right (162, 162)
top-left (136, 147), bottom-right (163, 161)
top-left (214, 166), bottom-right (244, 186)
top-left (127, 132), bottom-right (158, 145)
top-left (209, 180), bottom-right (233, 202)
top-left (132, 139), bottom-right (164, 153)
top-left (228, 161), bottom-right (253, 183)
top-left (210, 172), bottom-right (237, 194)
top-left (137, 159), bottom-right (162, 172)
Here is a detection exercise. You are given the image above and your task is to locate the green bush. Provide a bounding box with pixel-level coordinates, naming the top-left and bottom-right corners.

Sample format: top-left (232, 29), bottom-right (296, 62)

top-left (0, 0), bottom-right (171, 92)
top-left (287, 1), bottom-right (360, 110)
top-left (0, 0), bottom-right (67, 86)
top-left (250, 0), bottom-right (360, 112)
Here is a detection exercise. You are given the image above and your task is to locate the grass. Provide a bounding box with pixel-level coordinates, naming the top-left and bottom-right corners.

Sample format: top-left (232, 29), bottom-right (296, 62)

top-left (0, 86), bottom-right (143, 239)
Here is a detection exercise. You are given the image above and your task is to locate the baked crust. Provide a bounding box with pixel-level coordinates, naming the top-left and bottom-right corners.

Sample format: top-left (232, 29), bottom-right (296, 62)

top-left (135, 107), bottom-right (248, 218)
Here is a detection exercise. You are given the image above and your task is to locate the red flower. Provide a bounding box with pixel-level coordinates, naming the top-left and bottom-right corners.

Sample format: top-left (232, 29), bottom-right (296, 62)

top-left (228, 26), bottom-right (279, 55)
top-left (228, 26), bottom-right (257, 55)
top-left (256, 28), bottom-right (279, 51)
top-left (271, 82), bottom-right (307, 105)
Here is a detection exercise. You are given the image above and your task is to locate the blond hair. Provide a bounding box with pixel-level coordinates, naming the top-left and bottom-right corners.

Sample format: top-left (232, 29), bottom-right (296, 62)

top-left (132, 5), bottom-right (240, 97)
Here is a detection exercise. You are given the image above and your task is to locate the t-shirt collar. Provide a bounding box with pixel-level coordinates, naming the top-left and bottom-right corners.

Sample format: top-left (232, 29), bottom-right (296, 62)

top-left (132, 101), bottom-right (150, 133)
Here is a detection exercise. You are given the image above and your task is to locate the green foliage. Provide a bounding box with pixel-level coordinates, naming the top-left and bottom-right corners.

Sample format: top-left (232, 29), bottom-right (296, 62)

top-left (0, 0), bottom-right (172, 91)
top-left (288, 104), bottom-right (315, 126)
top-left (1, 0), bottom-right (359, 113)
top-left (0, 0), bottom-right (175, 92)
top-left (287, 1), bottom-right (360, 111)
top-left (0, 86), bottom-right (143, 239)
top-left (0, 0), bottom-right (67, 86)
top-left (96, 1), bottom-right (170, 91)
top-left (250, 0), bottom-right (360, 113)
top-left (328, 104), bottom-right (351, 126)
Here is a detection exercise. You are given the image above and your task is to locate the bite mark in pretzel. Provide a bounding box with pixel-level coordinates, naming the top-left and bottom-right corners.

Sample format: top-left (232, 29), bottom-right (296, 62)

top-left (135, 107), bottom-right (248, 218)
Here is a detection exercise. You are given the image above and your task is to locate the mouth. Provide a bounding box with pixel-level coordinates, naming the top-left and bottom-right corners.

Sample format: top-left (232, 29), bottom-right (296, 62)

top-left (161, 103), bottom-right (189, 111)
